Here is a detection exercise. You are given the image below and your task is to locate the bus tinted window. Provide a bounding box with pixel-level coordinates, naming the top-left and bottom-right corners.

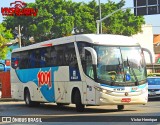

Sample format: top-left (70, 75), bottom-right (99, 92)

top-left (77, 42), bottom-right (92, 74)
top-left (11, 52), bottom-right (20, 69)
top-left (20, 51), bottom-right (29, 69)
top-left (11, 43), bottom-right (77, 69)
top-left (64, 43), bottom-right (77, 67)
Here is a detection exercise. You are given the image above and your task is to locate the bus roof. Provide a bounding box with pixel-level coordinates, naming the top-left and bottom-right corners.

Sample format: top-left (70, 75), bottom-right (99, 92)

top-left (13, 34), bottom-right (140, 52)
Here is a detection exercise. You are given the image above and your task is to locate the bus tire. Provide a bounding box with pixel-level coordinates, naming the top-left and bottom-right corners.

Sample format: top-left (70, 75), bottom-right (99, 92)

top-left (24, 89), bottom-right (32, 106)
top-left (117, 105), bottom-right (124, 110)
top-left (24, 89), bottom-right (40, 107)
top-left (74, 90), bottom-right (85, 112)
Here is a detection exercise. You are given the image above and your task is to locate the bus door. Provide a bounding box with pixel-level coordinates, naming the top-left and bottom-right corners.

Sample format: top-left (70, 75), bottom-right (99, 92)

top-left (85, 49), bottom-right (96, 105)
top-left (85, 79), bottom-right (96, 105)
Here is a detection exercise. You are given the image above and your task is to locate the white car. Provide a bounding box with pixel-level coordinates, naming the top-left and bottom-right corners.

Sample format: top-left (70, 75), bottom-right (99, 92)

top-left (147, 76), bottom-right (160, 99)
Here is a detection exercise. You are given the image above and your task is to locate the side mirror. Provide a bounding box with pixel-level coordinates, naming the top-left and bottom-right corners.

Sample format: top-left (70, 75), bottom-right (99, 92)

top-left (84, 47), bottom-right (97, 65)
top-left (142, 47), bottom-right (154, 72)
top-left (142, 48), bottom-right (153, 64)
top-left (84, 47), bottom-right (98, 82)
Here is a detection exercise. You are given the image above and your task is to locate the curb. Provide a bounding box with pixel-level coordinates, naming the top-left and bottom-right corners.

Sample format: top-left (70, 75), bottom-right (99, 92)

top-left (0, 98), bottom-right (17, 102)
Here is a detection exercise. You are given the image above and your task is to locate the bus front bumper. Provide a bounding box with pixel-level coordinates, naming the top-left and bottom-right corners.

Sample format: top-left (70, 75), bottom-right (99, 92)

top-left (99, 92), bottom-right (148, 105)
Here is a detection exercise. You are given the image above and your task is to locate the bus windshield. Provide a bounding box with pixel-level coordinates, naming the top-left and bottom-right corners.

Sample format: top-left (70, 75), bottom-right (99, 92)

top-left (94, 46), bottom-right (147, 86)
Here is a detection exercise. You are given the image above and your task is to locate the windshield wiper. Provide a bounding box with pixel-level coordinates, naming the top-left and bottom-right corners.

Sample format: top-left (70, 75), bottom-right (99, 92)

top-left (127, 57), bottom-right (139, 86)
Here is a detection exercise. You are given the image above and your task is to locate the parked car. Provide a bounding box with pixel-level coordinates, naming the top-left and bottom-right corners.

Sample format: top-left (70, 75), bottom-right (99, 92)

top-left (147, 73), bottom-right (160, 99)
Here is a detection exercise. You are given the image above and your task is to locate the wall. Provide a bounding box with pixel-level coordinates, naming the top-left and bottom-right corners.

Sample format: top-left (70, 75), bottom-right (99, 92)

top-left (132, 24), bottom-right (155, 64)
top-left (0, 71), bottom-right (11, 98)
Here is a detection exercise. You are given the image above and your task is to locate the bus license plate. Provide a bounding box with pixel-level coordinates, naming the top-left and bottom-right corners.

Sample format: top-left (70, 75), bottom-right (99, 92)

top-left (121, 98), bottom-right (131, 102)
top-left (150, 92), bottom-right (156, 96)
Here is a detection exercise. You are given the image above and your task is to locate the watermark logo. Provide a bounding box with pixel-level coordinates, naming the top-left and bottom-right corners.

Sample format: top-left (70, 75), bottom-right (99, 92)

top-left (1, 117), bottom-right (42, 123)
top-left (1, 0), bottom-right (38, 16)
top-left (10, 1), bottom-right (27, 9)
top-left (2, 117), bottom-right (12, 123)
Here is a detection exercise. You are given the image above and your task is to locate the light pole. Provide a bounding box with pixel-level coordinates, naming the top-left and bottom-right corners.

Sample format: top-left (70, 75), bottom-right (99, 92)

top-left (98, 0), bottom-right (102, 34)
top-left (96, 7), bottom-right (134, 34)
top-left (18, 25), bottom-right (22, 48)
top-left (15, 25), bottom-right (22, 48)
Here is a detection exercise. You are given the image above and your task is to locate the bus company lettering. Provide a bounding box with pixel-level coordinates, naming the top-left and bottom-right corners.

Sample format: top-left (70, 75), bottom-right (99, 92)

top-left (37, 69), bottom-right (52, 88)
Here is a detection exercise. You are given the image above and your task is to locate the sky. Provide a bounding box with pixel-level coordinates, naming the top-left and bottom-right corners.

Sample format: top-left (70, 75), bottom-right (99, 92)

top-left (0, 0), bottom-right (160, 34)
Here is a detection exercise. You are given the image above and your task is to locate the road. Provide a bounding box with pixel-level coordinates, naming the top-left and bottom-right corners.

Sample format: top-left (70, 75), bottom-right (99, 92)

top-left (0, 99), bottom-right (160, 124)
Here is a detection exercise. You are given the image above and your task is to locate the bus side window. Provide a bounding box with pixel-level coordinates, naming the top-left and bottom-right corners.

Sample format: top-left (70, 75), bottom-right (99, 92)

top-left (29, 51), bottom-right (36, 68)
top-left (77, 42), bottom-right (91, 72)
top-left (64, 43), bottom-right (78, 68)
top-left (45, 47), bottom-right (51, 67)
top-left (55, 45), bottom-right (65, 66)
top-left (39, 49), bottom-right (46, 67)
top-left (19, 51), bottom-right (29, 69)
top-left (57, 50), bottom-right (63, 66)
top-left (11, 52), bottom-right (20, 69)
top-left (69, 52), bottom-right (78, 68)
top-left (64, 51), bottom-right (69, 65)
top-left (85, 51), bottom-right (94, 79)
top-left (50, 47), bottom-right (57, 66)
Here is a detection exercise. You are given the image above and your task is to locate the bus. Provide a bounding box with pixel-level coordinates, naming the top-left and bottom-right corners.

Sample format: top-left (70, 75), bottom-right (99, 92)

top-left (11, 34), bottom-right (150, 112)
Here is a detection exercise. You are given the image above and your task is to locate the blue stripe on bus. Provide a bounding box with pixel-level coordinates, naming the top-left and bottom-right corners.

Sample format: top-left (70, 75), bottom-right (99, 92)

top-left (16, 67), bottom-right (59, 102)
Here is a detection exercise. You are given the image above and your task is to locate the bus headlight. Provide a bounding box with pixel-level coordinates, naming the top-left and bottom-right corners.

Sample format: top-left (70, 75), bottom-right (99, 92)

top-left (102, 89), bottom-right (112, 94)
top-left (94, 86), bottom-right (102, 91)
top-left (94, 86), bottom-right (112, 94)
top-left (102, 89), bottom-right (107, 93)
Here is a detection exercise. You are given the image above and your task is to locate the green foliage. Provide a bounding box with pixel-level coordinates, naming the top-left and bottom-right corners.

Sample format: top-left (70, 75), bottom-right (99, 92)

top-left (0, 24), bottom-right (13, 59)
top-left (72, 1), bottom-right (96, 34)
top-left (101, 0), bottom-right (145, 35)
top-left (2, 0), bottom-right (145, 44)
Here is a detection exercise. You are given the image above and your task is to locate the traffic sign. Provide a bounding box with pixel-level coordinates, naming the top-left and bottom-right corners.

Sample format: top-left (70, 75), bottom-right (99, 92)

top-left (134, 0), bottom-right (160, 16)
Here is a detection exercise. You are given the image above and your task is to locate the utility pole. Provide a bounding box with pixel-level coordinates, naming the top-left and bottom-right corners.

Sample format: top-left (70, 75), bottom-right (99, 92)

top-left (18, 25), bottom-right (21, 48)
top-left (98, 0), bottom-right (102, 34)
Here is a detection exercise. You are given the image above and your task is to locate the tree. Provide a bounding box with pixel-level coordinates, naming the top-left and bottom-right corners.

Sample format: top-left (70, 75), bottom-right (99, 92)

top-left (100, 0), bottom-right (145, 36)
top-left (72, 1), bottom-right (96, 34)
top-left (2, 0), bottom-right (145, 44)
top-left (0, 24), bottom-right (13, 59)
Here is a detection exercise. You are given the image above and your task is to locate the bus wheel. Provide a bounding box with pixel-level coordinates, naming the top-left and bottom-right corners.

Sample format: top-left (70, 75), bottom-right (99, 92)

top-left (24, 90), bottom-right (32, 106)
top-left (24, 89), bottom-right (40, 107)
top-left (74, 90), bottom-right (85, 112)
top-left (117, 105), bottom-right (124, 111)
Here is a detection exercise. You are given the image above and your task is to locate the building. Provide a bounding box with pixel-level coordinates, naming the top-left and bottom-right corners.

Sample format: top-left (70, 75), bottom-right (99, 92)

top-left (153, 34), bottom-right (160, 64)
top-left (132, 24), bottom-right (155, 64)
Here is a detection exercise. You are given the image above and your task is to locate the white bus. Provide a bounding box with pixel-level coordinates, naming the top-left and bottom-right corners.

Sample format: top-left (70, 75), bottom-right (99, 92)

top-left (11, 34), bottom-right (150, 112)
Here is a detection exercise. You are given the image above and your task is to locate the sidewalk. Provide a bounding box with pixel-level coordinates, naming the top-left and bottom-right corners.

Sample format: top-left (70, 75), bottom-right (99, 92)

top-left (0, 98), bottom-right (17, 102)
